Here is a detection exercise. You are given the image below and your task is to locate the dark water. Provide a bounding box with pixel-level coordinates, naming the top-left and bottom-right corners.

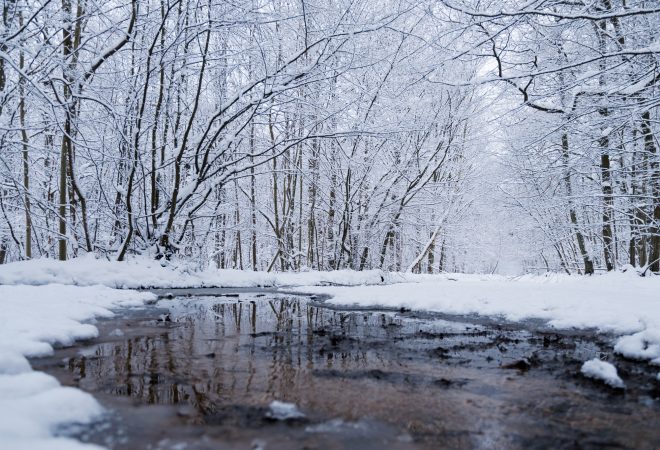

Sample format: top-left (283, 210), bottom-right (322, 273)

top-left (33, 292), bottom-right (660, 450)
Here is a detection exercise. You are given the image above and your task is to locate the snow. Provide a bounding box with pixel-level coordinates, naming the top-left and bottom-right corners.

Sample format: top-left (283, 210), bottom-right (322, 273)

top-left (0, 254), bottom-right (386, 289)
top-left (266, 401), bottom-right (306, 420)
top-left (0, 283), bottom-right (155, 449)
top-left (302, 271), bottom-right (660, 367)
top-left (1, 257), bottom-right (659, 447)
top-left (1, 259), bottom-right (659, 363)
top-left (581, 359), bottom-right (625, 389)
top-left (1, 259), bottom-right (659, 367)
top-left (0, 372), bottom-right (105, 450)
top-left (304, 271), bottom-right (659, 333)
top-left (1, 284), bottom-right (152, 357)
top-left (614, 329), bottom-right (660, 365)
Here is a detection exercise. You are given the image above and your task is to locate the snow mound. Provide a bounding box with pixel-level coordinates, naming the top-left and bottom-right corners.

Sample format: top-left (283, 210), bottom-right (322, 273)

top-left (0, 284), bottom-right (155, 449)
top-left (614, 329), bottom-right (660, 364)
top-left (266, 401), bottom-right (306, 420)
top-left (581, 359), bottom-right (625, 389)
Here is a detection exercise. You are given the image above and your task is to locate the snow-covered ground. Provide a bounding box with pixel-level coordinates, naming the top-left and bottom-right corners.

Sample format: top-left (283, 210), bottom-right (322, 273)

top-left (304, 271), bottom-right (660, 366)
top-left (0, 284), bottom-right (155, 449)
top-left (0, 254), bottom-right (388, 289)
top-left (1, 256), bottom-right (659, 448)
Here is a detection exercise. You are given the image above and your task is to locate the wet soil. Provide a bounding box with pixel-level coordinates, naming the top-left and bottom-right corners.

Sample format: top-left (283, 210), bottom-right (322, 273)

top-left (32, 291), bottom-right (660, 450)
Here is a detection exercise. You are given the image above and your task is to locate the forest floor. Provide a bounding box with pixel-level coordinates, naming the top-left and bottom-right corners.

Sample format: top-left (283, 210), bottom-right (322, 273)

top-left (1, 257), bottom-right (659, 449)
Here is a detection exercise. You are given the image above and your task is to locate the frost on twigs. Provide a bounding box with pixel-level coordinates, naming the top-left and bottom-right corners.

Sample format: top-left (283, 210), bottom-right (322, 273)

top-left (581, 359), bottom-right (625, 389)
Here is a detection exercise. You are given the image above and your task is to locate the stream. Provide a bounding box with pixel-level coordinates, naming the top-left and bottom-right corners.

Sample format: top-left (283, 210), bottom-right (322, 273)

top-left (32, 289), bottom-right (660, 449)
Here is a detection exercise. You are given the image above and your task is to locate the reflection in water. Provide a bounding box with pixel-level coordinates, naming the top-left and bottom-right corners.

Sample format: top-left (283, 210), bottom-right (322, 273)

top-left (54, 294), bottom-right (659, 450)
top-left (72, 296), bottom-right (412, 417)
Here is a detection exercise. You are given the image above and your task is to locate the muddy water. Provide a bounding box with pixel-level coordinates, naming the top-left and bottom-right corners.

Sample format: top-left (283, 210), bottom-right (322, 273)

top-left (33, 292), bottom-right (660, 450)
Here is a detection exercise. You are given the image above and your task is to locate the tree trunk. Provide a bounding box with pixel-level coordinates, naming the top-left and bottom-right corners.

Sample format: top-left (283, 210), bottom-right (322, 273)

top-left (562, 133), bottom-right (593, 274)
top-left (597, 19), bottom-right (615, 271)
top-left (19, 12), bottom-right (31, 259)
top-left (641, 111), bottom-right (660, 272)
top-left (58, 0), bottom-right (75, 260)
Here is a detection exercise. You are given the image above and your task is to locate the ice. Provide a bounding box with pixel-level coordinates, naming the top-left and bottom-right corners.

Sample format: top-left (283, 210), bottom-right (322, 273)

top-left (581, 359), bottom-right (625, 389)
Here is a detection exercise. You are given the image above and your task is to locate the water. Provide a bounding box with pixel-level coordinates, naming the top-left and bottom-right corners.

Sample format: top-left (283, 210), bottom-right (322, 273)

top-left (33, 292), bottom-right (660, 449)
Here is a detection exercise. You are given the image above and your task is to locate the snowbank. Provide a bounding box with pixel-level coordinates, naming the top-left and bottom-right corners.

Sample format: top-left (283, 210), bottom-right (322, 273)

top-left (0, 255), bottom-right (387, 289)
top-left (302, 271), bottom-right (660, 367)
top-left (581, 359), bottom-right (625, 388)
top-left (303, 271), bottom-right (659, 333)
top-left (0, 284), bottom-right (155, 449)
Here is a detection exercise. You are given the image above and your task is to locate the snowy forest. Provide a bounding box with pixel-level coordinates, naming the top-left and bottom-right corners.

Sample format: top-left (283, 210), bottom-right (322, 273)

top-left (2, 3), bottom-right (660, 449)
top-left (1, 0), bottom-right (658, 275)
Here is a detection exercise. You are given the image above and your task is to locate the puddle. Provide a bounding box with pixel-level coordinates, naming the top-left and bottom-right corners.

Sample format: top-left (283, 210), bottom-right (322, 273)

top-left (33, 292), bottom-right (660, 449)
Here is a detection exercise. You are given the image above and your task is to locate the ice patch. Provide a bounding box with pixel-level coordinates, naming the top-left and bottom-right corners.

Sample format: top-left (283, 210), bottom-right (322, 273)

top-left (581, 359), bottom-right (625, 388)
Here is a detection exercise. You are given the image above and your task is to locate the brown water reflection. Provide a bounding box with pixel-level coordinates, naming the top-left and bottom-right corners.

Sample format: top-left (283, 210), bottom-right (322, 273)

top-left (36, 294), bottom-right (660, 450)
